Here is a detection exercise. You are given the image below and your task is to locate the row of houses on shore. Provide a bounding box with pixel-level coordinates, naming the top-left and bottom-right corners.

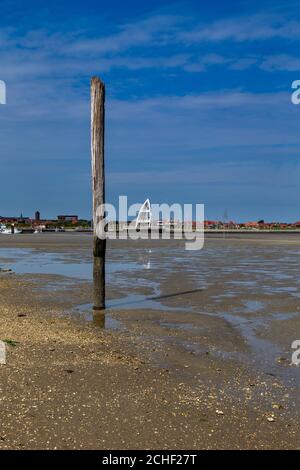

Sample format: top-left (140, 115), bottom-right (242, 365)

top-left (1, 213), bottom-right (300, 231)
top-left (107, 220), bottom-right (300, 231)
top-left (203, 220), bottom-right (300, 230)
top-left (0, 212), bottom-right (81, 228)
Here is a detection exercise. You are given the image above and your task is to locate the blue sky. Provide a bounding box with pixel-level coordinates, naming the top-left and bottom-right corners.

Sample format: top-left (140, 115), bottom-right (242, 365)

top-left (1, 0), bottom-right (300, 221)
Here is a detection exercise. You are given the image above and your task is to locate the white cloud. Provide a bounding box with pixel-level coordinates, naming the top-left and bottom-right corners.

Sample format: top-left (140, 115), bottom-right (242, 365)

top-left (261, 54), bottom-right (300, 71)
top-left (1, 9), bottom-right (299, 85)
top-left (63, 14), bottom-right (182, 54)
top-left (180, 14), bottom-right (300, 43)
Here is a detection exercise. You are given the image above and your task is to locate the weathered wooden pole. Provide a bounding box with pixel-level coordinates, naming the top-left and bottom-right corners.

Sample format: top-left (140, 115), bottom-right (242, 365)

top-left (91, 77), bottom-right (106, 311)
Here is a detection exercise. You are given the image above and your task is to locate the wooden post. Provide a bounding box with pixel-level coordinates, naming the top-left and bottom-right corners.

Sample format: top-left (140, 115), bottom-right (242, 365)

top-left (91, 77), bottom-right (106, 310)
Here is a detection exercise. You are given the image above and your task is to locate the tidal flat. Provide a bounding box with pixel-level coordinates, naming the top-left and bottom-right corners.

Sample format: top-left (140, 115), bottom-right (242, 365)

top-left (0, 233), bottom-right (299, 449)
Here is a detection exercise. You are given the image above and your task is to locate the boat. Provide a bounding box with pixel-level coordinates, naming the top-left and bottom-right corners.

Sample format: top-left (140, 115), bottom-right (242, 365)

top-left (0, 224), bottom-right (21, 234)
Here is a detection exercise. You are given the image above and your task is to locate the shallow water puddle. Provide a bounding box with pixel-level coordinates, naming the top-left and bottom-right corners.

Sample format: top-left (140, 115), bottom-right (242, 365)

top-left (72, 303), bottom-right (123, 330)
top-left (0, 248), bottom-right (140, 280)
top-left (1, 243), bottom-right (299, 384)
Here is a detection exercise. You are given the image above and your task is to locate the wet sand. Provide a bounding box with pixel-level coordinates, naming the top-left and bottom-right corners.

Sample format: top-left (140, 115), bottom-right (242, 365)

top-left (0, 233), bottom-right (299, 449)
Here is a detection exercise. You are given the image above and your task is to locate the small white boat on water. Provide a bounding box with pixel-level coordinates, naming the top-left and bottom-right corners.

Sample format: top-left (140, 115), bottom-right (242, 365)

top-left (0, 224), bottom-right (21, 234)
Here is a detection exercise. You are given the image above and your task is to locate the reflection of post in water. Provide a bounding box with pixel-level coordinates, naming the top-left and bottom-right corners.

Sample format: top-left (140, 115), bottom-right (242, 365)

top-left (138, 249), bottom-right (152, 269)
top-left (91, 76), bottom-right (106, 316)
top-left (93, 309), bottom-right (105, 328)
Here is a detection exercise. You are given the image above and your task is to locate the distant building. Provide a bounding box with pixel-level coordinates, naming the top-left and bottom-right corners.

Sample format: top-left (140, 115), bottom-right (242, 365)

top-left (243, 222), bottom-right (260, 229)
top-left (57, 215), bottom-right (78, 223)
top-left (35, 211), bottom-right (40, 222)
top-left (204, 220), bottom-right (219, 229)
top-left (0, 216), bottom-right (30, 224)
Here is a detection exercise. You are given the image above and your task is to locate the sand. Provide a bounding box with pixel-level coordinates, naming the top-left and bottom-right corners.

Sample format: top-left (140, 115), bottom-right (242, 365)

top-left (0, 233), bottom-right (299, 449)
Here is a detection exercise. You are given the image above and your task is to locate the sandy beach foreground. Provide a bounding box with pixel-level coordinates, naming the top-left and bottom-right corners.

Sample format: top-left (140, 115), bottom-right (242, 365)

top-left (0, 234), bottom-right (299, 449)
